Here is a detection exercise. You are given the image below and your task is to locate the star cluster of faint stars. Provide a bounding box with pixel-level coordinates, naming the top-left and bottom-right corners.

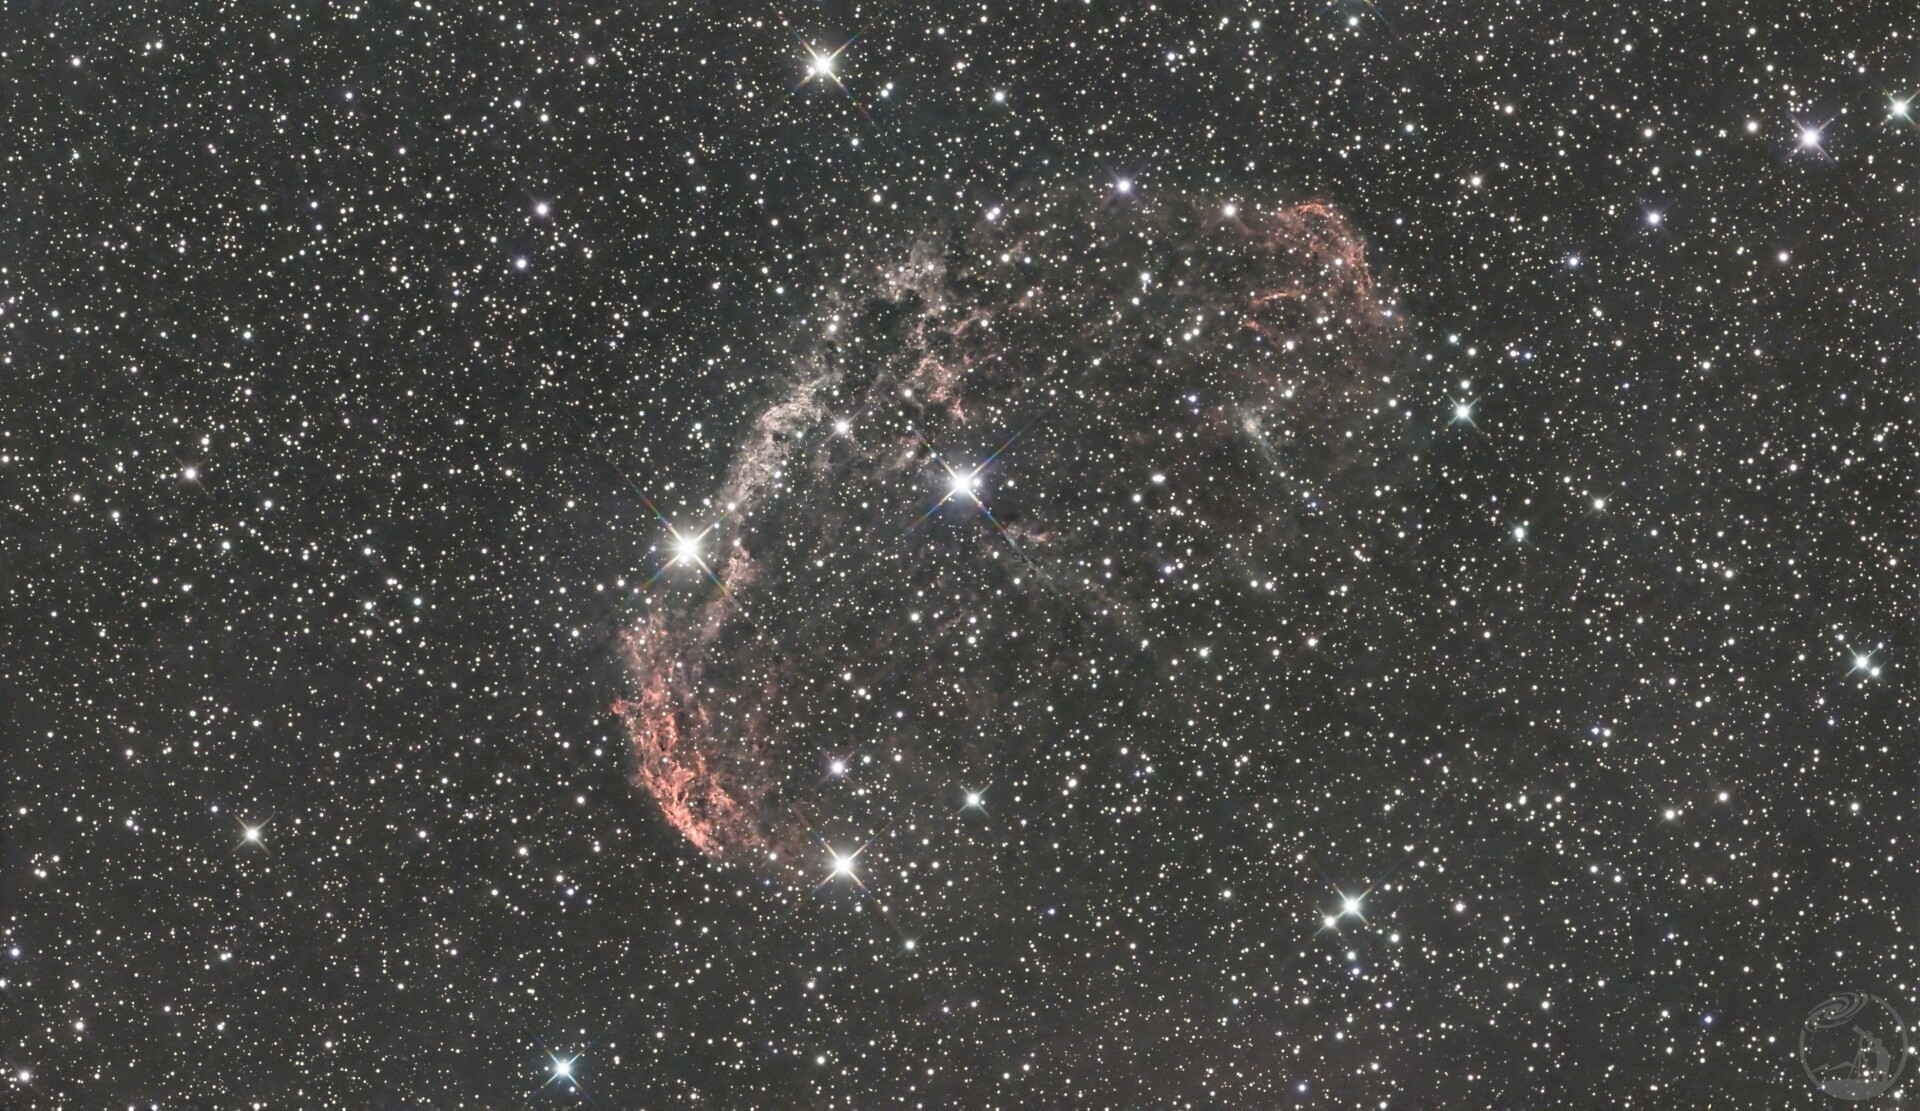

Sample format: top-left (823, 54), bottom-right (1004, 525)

top-left (7, 1), bottom-right (1920, 1107)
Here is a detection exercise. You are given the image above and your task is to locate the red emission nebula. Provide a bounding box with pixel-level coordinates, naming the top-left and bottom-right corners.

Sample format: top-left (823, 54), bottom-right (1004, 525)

top-left (616, 187), bottom-right (1393, 877)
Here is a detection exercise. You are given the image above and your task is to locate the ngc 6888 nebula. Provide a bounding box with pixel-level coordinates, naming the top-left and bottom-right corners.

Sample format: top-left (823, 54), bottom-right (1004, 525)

top-left (618, 187), bottom-right (1402, 881)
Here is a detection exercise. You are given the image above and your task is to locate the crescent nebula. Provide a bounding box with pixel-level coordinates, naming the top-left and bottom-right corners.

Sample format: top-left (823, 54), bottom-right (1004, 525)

top-left (620, 186), bottom-right (1400, 874)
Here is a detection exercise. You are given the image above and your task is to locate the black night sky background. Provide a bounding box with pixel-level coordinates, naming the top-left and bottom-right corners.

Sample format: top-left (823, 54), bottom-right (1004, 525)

top-left (6, 1), bottom-right (1920, 1106)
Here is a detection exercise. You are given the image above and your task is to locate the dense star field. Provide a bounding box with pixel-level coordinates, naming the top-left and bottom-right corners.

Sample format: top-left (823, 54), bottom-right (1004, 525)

top-left (5, 1), bottom-right (1920, 1107)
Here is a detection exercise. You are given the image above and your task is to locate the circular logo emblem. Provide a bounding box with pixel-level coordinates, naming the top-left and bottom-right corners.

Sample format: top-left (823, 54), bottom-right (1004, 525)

top-left (1800, 992), bottom-right (1910, 1101)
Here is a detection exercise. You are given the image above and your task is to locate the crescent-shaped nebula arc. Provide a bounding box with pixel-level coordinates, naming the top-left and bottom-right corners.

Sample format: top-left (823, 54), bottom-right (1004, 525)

top-left (614, 627), bottom-right (765, 860)
top-left (618, 186), bottom-right (1401, 875)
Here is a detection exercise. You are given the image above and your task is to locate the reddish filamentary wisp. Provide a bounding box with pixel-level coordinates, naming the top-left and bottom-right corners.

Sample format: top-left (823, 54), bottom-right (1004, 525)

top-left (614, 626), bottom-right (761, 859)
top-left (1239, 202), bottom-right (1379, 344)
